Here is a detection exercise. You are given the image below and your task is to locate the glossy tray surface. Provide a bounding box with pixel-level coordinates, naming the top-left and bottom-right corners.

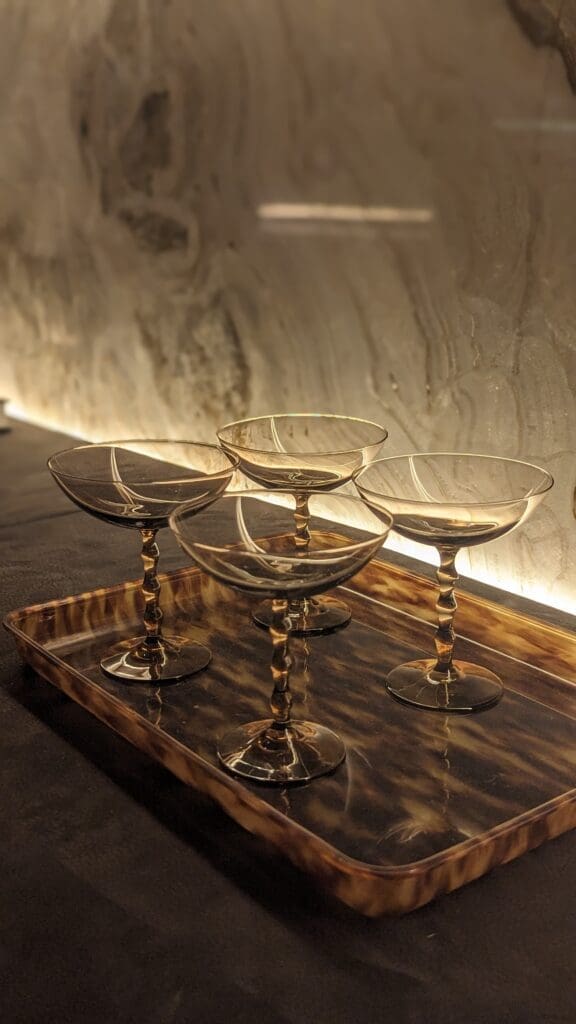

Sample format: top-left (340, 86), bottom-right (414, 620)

top-left (5, 558), bottom-right (576, 915)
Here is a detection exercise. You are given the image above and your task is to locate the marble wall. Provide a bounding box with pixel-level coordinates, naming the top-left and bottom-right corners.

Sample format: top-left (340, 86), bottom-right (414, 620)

top-left (1, 0), bottom-right (576, 610)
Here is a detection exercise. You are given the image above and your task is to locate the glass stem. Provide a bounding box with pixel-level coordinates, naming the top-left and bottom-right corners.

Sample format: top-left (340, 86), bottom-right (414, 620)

top-left (290, 493), bottom-right (311, 617)
top-left (140, 528), bottom-right (164, 655)
top-left (433, 545), bottom-right (459, 679)
top-left (293, 492), bottom-right (311, 549)
top-left (268, 598), bottom-right (293, 731)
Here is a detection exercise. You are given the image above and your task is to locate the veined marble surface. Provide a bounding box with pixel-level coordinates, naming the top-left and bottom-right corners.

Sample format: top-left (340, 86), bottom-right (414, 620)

top-left (0, 0), bottom-right (575, 610)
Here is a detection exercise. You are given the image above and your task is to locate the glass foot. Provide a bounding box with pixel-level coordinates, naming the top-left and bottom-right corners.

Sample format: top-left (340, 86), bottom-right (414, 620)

top-left (100, 634), bottom-right (211, 683)
top-left (252, 596), bottom-right (351, 637)
top-left (217, 719), bottom-right (346, 784)
top-left (386, 659), bottom-right (503, 713)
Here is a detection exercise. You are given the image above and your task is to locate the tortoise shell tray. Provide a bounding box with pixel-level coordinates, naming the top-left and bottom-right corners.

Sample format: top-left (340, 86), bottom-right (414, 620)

top-left (4, 556), bottom-right (576, 916)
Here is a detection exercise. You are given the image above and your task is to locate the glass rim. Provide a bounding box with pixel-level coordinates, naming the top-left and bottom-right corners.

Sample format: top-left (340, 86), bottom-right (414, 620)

top-left (170, 489), bottom-right (392, 559)
top-left (216, 413), bottom-right (388, 456)
top-left (47, 439), bottom-right (239, 485)
top-left (354, 452), bottom-right (554, 508)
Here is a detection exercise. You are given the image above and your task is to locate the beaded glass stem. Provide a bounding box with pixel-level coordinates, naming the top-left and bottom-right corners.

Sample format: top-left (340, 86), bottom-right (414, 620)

top-left (433, 546), bottom-right (459, 680)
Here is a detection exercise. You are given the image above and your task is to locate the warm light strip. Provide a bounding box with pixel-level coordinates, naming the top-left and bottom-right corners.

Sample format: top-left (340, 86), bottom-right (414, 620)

top-left (5, 401), bottom-right (90, 439)
top-left (257, 203), bottom-right (434, 224)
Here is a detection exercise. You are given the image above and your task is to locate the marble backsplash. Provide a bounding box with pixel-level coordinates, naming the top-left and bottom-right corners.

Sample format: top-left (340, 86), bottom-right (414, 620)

top-left (1, 0), bottom-right (576, 610)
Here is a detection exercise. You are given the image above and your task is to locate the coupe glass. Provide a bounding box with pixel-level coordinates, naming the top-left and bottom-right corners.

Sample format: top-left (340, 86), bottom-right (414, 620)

top-left (170, 491), bottom-right (392, 783)
top-left (48, 440), bottom-right (238, 683)
top-left (217, 414), bottom-right (387, 636)
top-left (355, 453), bottom-right (553, 713)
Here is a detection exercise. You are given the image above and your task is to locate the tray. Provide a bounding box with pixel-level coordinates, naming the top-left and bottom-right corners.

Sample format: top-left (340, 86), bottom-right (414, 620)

top-left (5, 556), bottom-right (576, 916)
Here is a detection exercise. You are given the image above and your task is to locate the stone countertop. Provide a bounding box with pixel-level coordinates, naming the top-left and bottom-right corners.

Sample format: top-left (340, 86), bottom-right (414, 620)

top-left (1, 421), bottom-right (576, 1024)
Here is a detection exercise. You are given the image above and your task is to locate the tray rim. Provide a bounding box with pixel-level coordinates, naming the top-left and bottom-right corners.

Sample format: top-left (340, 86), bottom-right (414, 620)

top-left (5, 555), bottom-right (576, 884)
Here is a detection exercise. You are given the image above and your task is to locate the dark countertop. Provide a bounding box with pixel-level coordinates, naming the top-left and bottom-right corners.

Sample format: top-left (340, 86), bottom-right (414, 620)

top-left (1, 421), bottom-right (575, 1024)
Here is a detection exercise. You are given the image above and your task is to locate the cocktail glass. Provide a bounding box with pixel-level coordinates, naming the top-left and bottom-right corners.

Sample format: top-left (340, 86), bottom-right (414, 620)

top-left (217, 414), bottom-right (387, 635)
top-left (48, 440), bottom-right (238, 682)
top-left (170, 491), bottom-right (392, 783)
top-left (355, 453), bottom-right (553, 713)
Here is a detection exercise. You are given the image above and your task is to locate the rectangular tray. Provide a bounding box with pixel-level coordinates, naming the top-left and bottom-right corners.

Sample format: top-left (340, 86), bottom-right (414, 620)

top-left (5, 556), bottom-right (576, 916)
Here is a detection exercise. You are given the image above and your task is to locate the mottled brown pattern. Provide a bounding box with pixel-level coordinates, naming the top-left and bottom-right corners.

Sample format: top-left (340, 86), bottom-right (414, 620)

top-left (5, 555), bottom-right (576, 916)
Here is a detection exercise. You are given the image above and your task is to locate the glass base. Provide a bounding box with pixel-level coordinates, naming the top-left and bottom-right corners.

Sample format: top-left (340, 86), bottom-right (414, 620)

top-left (100, 634), bottom-right (211, 683)
top-left (217, 719), bottom-right (346, 784)
top-left (386, 659), bottom-right (503, 714)
top-left (252, 596), bottom-right (351, 637)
